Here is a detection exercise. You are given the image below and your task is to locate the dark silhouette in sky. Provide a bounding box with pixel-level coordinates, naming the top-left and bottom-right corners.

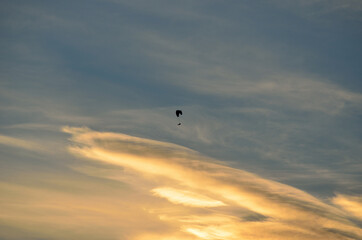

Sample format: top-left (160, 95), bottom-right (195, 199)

top-left (176, 110), bottom-right (182, 126)
top-left (176, 110), bottom-right (182, 117)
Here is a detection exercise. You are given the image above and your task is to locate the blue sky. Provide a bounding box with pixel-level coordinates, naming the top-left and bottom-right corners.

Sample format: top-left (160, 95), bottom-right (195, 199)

top-left (1, 1), bottom-right (362, 239)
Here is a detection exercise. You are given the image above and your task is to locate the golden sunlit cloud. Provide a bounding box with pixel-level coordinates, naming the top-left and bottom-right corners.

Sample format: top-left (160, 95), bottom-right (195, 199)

top-left (151, 187), bottom-right (226, 207)
top-left (332, 194), bottom-right (362, 220)
top-left (59, 126), bottom-right (362, 240)
top-left (186, 227), bottom-right (232, 240)
top-left (2, 127), bottom-right (360, 240)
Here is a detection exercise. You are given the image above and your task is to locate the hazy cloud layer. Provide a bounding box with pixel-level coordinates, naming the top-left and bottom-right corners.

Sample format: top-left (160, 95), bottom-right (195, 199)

top-left (0, 134), bottom-right (44, 152)
top-left (1, 0), bottom-right (361, 239)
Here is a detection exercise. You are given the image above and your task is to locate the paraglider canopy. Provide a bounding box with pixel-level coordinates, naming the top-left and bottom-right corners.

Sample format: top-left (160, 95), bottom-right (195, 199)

top-left (176, 110), bottom-right (182, 117)
top-left (176, 110), bottom-right (183, 126)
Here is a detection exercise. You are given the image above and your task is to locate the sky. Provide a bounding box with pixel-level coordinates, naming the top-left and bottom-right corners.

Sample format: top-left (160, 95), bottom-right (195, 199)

top-left (0, 0), bottom-right (362, 239)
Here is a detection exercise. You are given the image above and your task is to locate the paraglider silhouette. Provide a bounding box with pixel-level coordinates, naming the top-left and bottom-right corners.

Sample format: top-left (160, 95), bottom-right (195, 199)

top-left (176, 110), bottom-right (182, 126)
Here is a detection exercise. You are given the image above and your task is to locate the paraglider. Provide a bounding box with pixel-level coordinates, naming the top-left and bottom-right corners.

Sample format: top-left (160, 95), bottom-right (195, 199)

top-left (176, 110), bottom-right (182, 126)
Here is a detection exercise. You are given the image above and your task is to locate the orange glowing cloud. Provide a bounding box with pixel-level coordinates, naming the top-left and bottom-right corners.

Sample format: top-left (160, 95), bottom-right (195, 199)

top-left (60, 126), bottom-right (362, 240)
top-left (332, 194), bottom-right (362, 220)
top-left (152, 187), bottom-right (226, 207)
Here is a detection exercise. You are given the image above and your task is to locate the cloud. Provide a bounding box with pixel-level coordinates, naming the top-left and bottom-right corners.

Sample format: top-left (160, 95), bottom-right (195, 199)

top-left (332, 194), bottom-right (362, 220)
top-left (152, 187), bottom-right (226, 207)
top-left (1, 1), bottom-right (360, 238)
top-left (187, 73), bottom-right (362, 114)
top-left (271, 0), bottom-right (362, 18)
top-left (138, 31), bottom-right (362, 115)
top-left (0, 180), bottom-right (166, 240)
top-left (0, 134), bottom-right (44, 152)
top-left (62, 127), bottom-right (362, 239)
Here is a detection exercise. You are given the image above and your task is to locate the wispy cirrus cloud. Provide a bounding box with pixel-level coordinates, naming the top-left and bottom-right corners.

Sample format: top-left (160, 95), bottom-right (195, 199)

top-left (271, 0), bottom-right (362, 19)
top-left (138, 31), bottom-right (362, 115)
top-left (0, 134), bottom-right (45, 152)
top-left (60, 127), bottom-right (361, 240)
top-left (152, 187), bottom-right (226, 208)
top-left (1, 1), bottom-right (361, 239)
top-left (333, 194), bottom-right (362, 220)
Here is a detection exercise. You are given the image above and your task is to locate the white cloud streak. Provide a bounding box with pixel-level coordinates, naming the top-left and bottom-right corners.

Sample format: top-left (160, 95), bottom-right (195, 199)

top-left (152, 187), bottom-right (226, 207)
